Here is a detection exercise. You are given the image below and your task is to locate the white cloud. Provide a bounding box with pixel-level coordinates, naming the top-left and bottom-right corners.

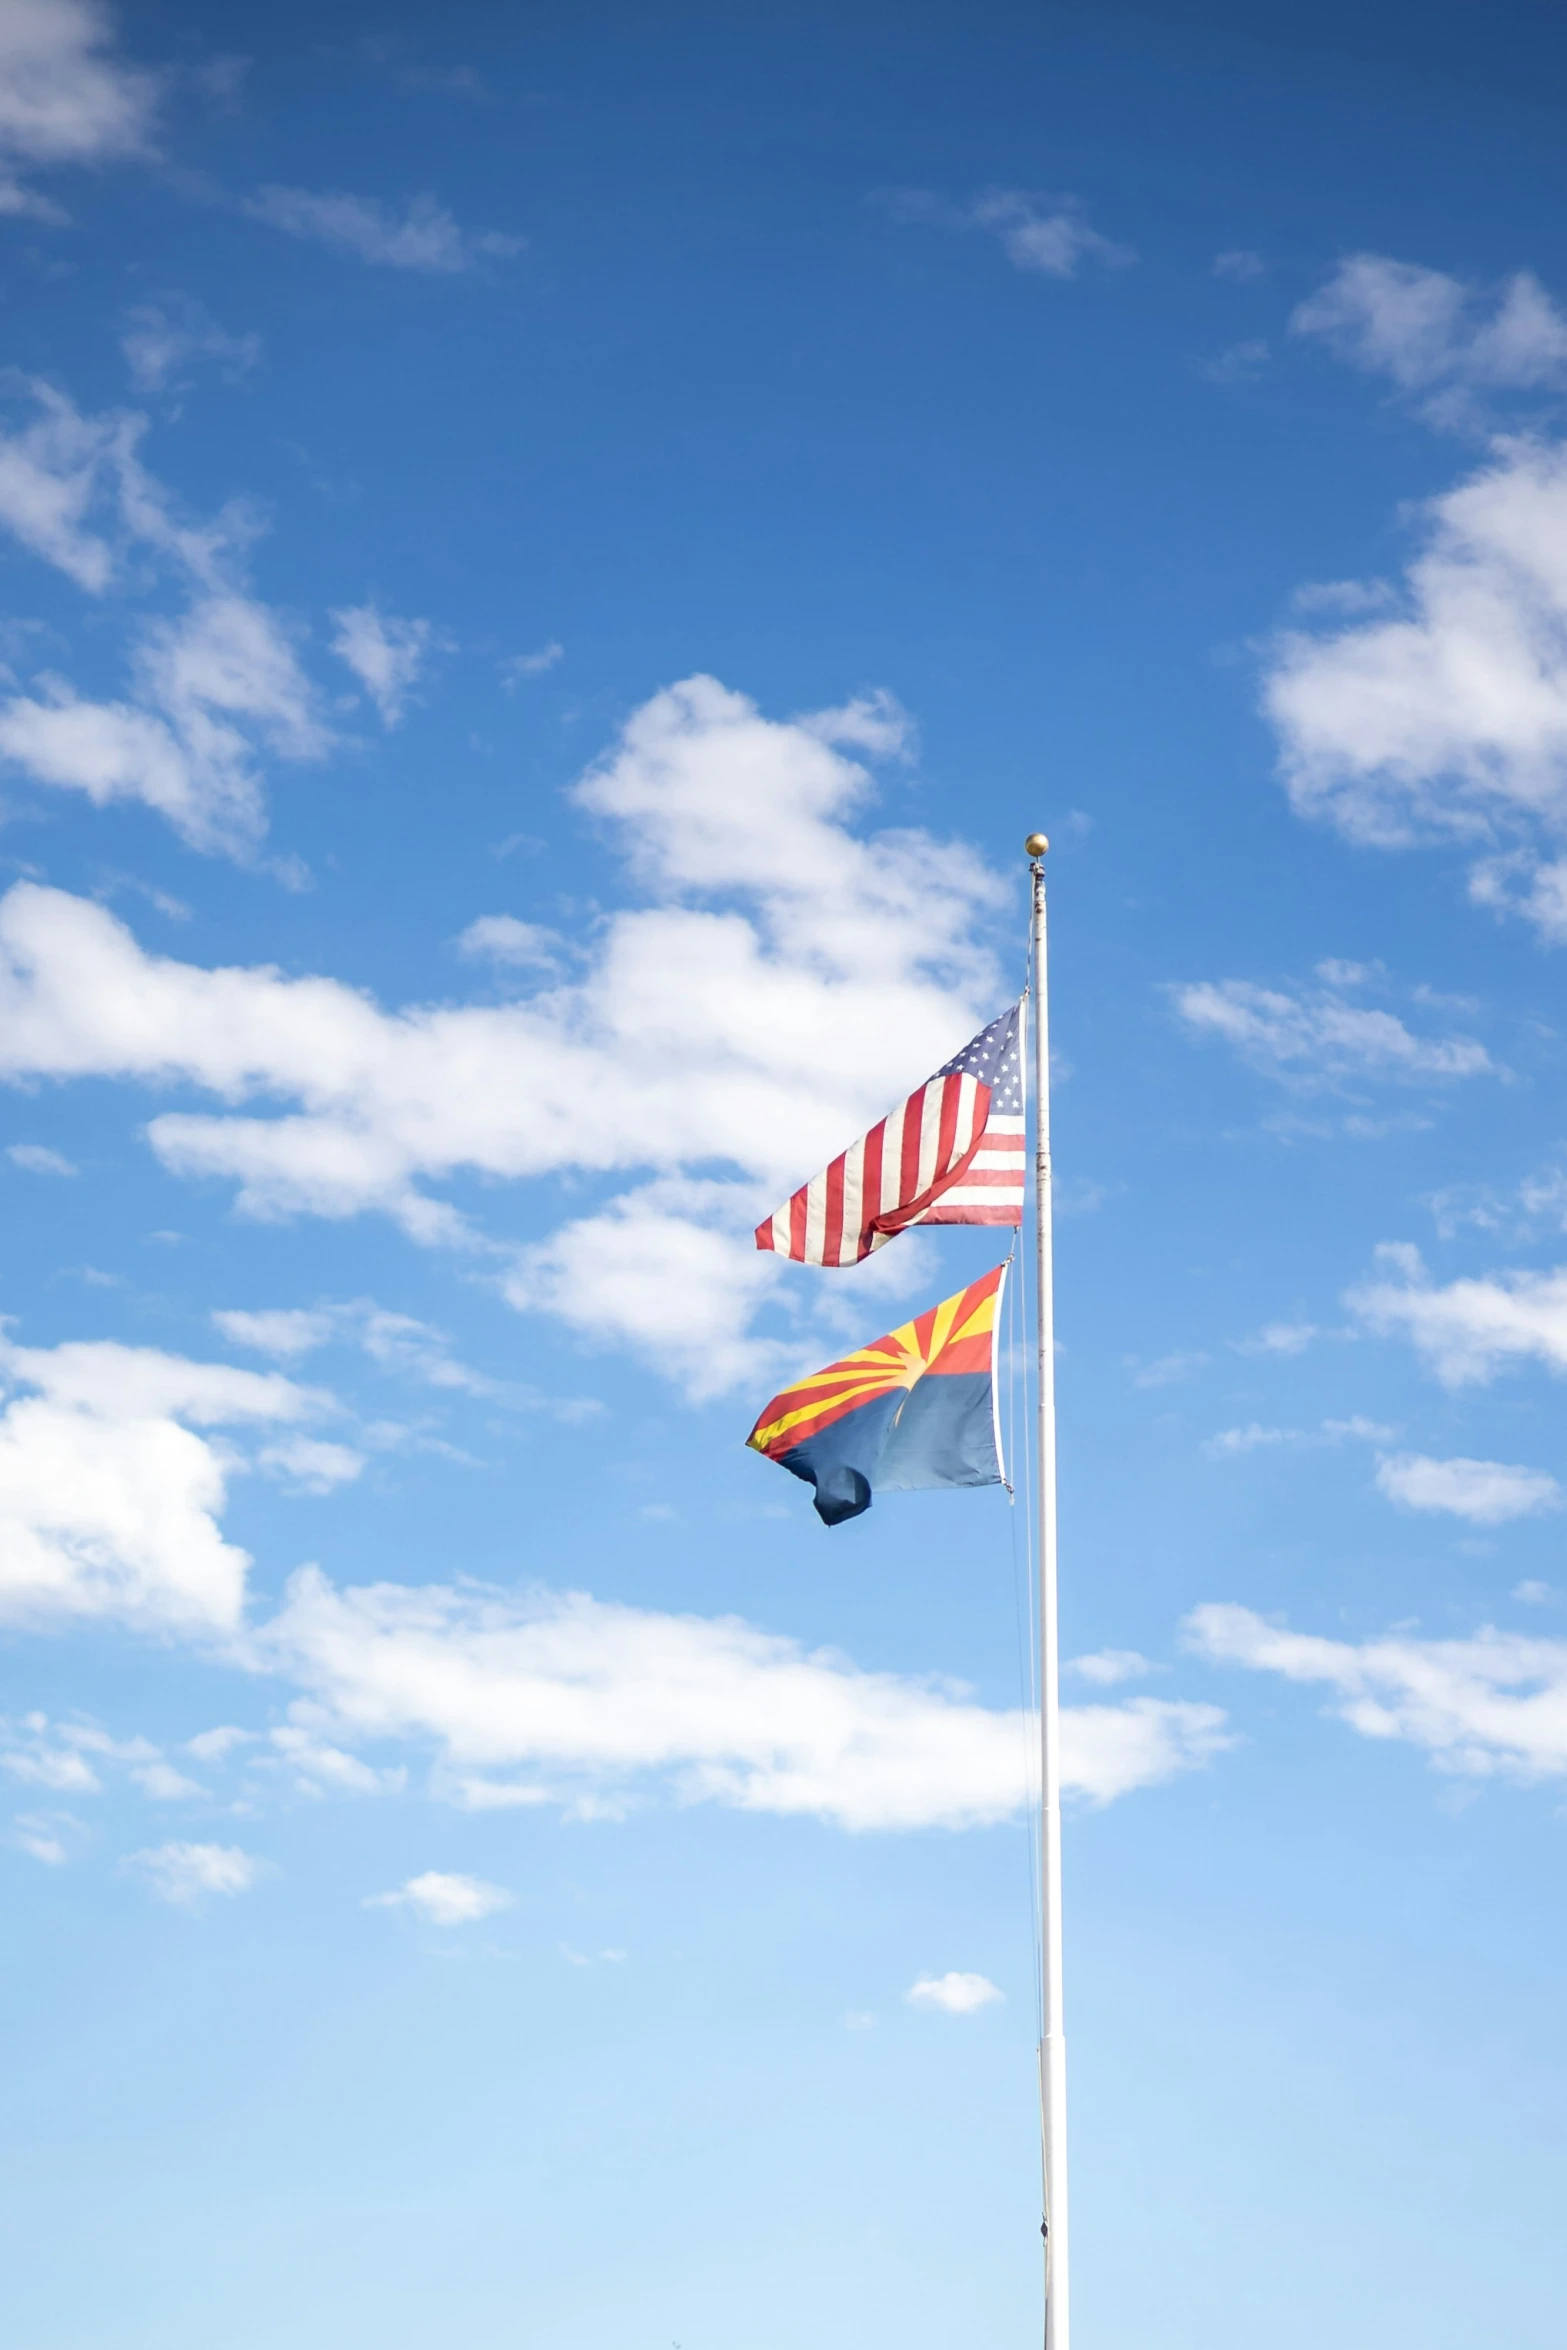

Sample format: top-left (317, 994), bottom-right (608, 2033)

top-left (1205, 1423), bottom-right (1299, 1457)
top-left (2, 1712), bottom-right (205, 1800)
top-left (257, 1436), bottom-right (365, 1494)
top-left (1067, 1649), bottom-right (1152, 1686)
top-left (499, 641), bottom-right (563, 687)
top-left (12, 1812), bottom-right (73, 1864)
top-left (0, 0), bottom-right (157, 216)
top-left (1375, 1450), bottom-right (1561, 1523)
top-left (329, 602), bottom-right (436, 726)
top-left (214, 1298), bottom-right (491, 1396)
top-left (502, 1178), bottom-right (793, 1398)
top-left (891, 187), bottom-right (1132, 278)
top-left (1293, 255), bottom-right (1567, 418)
top-left (0, 674), bottom-right (1012, 1385)
top-left (906, 1970), bottom-right (1003, 2014)
top-left (1264, 437), bottom-right (1567, 937)
top-left (1349, 1242), bottom-right (1567, 1386)
top-left (123, 1839), bottom-right (258, 1904)
top-left (0, 378), bottom-right (136, 588)
top-left (0, 1332), bottom-right (327, 1631)
top-left (121, 300), bottom-right (260, 397)
top-left (244, 187), bottom-right (523, 272)
top-left (212, 1307), bottom-right (334, 1357)
top-left (455, 914), bottom-right (563, 972)
top-left (365, 1870), bottom-right (513, 1925)
top-left (1213, 249), bottom-right (1265, 282)
top-left (1131, 1349), bottom-right (1209, 1388)
top-left (255, 1567), bottom-right (1231, 1830)
top-left (1515, 1579), bottom-right (1555, 1605)
top-left (7, 1141), bottom-right (75, 1174)
top-left (1197, 339), bottom-right (1269, 386)
top-left (1170, 971), bottom-right (1491, 1083)
top-left (1233, 1320), bottom-right (1319, 1355)
top-left (0, 382), bottom-right (329, 853)
top-left (1205, 1414), bottom-right (1395, 1459)
top-left (1186, 1600), bottom-right (1567, 1783)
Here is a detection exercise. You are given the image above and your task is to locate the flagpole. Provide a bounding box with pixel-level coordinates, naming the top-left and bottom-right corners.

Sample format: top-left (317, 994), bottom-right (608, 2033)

top-left (1026, 831), bottom-right (1069, 2350)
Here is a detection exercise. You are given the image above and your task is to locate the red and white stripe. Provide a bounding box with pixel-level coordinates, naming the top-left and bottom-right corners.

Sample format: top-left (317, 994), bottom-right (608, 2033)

top-left (756, 1069), bottom-right (996, 1266)
top-left (901, 1113), bottom-right (1025, 1228)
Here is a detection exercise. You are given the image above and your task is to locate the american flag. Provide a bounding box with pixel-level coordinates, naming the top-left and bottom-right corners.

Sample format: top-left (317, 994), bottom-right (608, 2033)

top-left (754, 1001), bottom-right (1026, 1266)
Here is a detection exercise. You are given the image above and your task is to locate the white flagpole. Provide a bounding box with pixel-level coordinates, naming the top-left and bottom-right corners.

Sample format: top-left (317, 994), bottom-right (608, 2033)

top-left (1026, 831), bottom-right (1069, 2350)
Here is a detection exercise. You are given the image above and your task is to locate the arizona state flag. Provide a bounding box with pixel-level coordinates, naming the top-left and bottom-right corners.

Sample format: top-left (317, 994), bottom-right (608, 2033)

top-left (745, 1264), bottom-right (1007, 1526)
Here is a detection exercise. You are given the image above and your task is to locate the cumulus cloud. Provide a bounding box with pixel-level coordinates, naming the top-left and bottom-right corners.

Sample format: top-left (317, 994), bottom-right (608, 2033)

top-left (1374, 1450), bottom-right (1561, 1523)
top-left (456, 914), bottom-right (564, 973)
top-left (364, 1869), bottom-right (513, 1925)
top-left (889, 187), bottom-right (1132, 278)
top-left (0, 0), bottom-right (157, 218)
top-left (1264, 436), bottom-right (1567, 937)
top-left (0, 1331), bottom-right (328, 1631)
top-left (906, 1970), bottom-right (1002, 2014)
top-left (122, 1839), bottom-right (258, 1904)
top-left (1349, 1242), bottom-right (1567, 1386)
top-left (329, 602), bottom-right (437, 726)
top-left (1170, 967), bottom-right (1491, 1084)
top-left (1186, 1601), bottom-right (1567, 1783)
top-left (254, 1567), bottom-right (1232, 1830)
top-left (1293, 254), bottom-right (1567, 421)
top-left (0, 674), bottom-right (1013, 1386)
top-left (244, 187), bottom-right (523, 272)
top-left (502, 1177), bottom-right (795, 1399)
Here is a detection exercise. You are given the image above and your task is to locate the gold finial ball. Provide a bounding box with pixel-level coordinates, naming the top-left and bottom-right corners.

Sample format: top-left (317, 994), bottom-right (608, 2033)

top-left (1024, 831), bottom-right (1049, 857)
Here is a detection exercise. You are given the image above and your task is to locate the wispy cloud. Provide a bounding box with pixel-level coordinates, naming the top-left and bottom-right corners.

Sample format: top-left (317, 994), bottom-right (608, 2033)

top-left (1186, 1602), bottom-right (1567, 1784)
top-left (1170, 965), bottom-right (1492, 1085)
top-left (244, 187), bottom-right (523, 273)
top-left (7, 1142), bottom-right (76, 1175)
top-left (499, 641), bottom-right (563, 688)
top-left (0, 378), bottom-right (329, 854)
top-left (886, 186), bottom-right (1132, 279)
top-left (329, 602), bottom-right (439, 726)
top-left (0, 0), bottom-right (159, 221)
top-left (1293, 253), bottom-right (1567, 426)
top-left (121, 299), bottom-right (260, 398)
top-left (122, 1840), bottom-right (259, 1905)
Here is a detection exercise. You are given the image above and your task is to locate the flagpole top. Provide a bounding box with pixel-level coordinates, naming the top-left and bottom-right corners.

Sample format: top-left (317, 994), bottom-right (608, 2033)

top-left (1024, 832), bottom-right (1049, 858)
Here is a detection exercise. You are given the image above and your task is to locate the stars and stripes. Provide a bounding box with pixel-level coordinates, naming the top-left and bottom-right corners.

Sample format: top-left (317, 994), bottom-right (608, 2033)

top-left (754, 1000), bottom-right (1026, 1266)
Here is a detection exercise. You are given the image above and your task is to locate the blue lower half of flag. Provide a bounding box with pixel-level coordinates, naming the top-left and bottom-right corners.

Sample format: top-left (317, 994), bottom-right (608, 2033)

top-left (773, 1372), bottom-right (1000, 1526)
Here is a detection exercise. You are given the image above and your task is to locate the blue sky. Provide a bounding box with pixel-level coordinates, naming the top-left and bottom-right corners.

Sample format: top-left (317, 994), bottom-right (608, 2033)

top-left (5, 3), bottom-right (1567, 2343)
